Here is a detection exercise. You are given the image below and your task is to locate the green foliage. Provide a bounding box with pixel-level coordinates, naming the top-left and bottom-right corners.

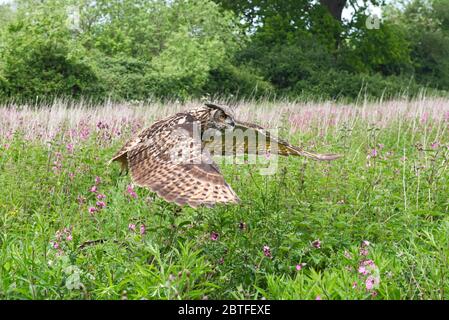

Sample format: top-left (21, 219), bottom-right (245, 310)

top-left (0, 0), bottom-right (448, 101)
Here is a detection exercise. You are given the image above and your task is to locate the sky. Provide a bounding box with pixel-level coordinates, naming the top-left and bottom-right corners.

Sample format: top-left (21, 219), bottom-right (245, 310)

top-left (0, 0), bottom-right (387, 19)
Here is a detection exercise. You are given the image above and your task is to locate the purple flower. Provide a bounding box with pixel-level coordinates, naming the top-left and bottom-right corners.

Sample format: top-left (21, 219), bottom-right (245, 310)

top-left (295, 263), bottom-right (306, 271)
top-left (97, 194), bottom-right (106, 200)
top-left (263, 245), bottom-right (272, 258)
top-left (127, 185), bottom-right (138, 198)
top-left (128, 223), bottom-right (136, 231)
top-left (88, 207), bottom-right (97, 214)
top-left (66, 143), bottom-right (74, 153)
top-left (370, 149), bottom-right (378, 158)
top-left (95, 176), bottom-right (102, 185)
top-left (90, 186), bottom-right (97, 193)
top-left (210, 231), bottom-right (219, 241)
top-left (358, 266), bottom-right (368, 275)
top-left (431, 142), bottom-right (439, 149)
top-left (312, 239), bottom-right (321, 249)
top-left (365, 276), bottom-right (378, 290)
top-left (96, 201), bottom-right (106, 209)
top-left (66, 234), bottom-right (72, 241)
top-left (315, 295), bottom-right (322, 300)
top-left (52, 241), bottom-right (59, 249)
top-left (140, 224), bottom-right (146, 235)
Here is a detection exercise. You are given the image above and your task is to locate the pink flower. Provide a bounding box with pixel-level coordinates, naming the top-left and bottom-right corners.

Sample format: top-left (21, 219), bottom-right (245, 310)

top-left (263, 245), bottom-right (272, 258)
top-left (140, 224), bottom-right (146, 235)
top-left (370, 149), bottom-right (378, 157)
top-left (361, 240), bottom-right (370, 247)
top-left (66, 143), bottom-right (74, 153)
top-left (96, 201), bottom-right (106, 209)
top-left (312, 239), bottom-right (321, 249)
top-left (352, 282), bottom-right (358, 289)
top-left (52, 242), bottom-right (59, 249)
top-left (315, 295), bottom-right (322, 300)
top-left (88, 207), bottom-right (97, 214)
top-left (95, 176), bottom-right (101, 185)
top-left (362, 259), bottom-right (375, 267)
top-left (295, 263), bottom-right (306, 271)
top-left (431, 142), bottom-right (439, 149)
top-left (371, 291), bottom-right (378, 297)
top-left (66, 234), bottom-right (72, 241)
top-left (127, 185), bottom-right (138, 198)
top-left (97, 194), bottom-right (106, 200)
top-left (128, 223), bottom-right (136, 231)
top-left (359, 248), bottom-right (369, 256)
top-left (210, 231), bottom-right (219, 241)
top-left (365, 276), bottom-right (375, 290)
top-left (90, 186), bottom-right (97, 193)
top-left (358, 266), bottom-right (368, 275)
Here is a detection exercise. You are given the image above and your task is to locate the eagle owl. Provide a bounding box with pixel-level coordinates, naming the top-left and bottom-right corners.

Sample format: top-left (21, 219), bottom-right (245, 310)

top-left (110, 103), bottom-right (341, 208)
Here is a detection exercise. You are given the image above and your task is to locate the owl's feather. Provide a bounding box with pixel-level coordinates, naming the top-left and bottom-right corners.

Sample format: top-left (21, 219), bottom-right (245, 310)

top-left (123, 113), bottom-right (240, 208)
top-left (205, 120), bottom-right (342, 161)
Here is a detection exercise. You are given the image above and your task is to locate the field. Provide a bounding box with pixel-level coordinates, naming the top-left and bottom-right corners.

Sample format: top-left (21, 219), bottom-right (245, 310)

top-left (0, 98), bottom-right (448, 300)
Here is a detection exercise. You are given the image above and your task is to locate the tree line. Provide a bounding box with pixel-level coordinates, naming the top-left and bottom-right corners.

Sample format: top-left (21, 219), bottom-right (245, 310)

top-left (0, 0), bottom-right (448, 103)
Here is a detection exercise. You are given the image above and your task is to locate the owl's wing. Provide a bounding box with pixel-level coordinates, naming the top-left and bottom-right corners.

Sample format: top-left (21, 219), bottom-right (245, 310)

top-left (127, 116), bottom-right (240, 208)
top-left (204, 120), bottom-right (342, 161)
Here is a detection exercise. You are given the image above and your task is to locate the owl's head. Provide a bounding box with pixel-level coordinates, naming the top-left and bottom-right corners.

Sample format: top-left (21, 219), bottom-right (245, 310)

top-left (204, 103), bottom-right (236, 131)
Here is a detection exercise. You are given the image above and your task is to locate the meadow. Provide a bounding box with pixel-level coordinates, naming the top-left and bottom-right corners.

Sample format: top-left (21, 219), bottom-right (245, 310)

top-left (0, 98), bottom-right (448, 300)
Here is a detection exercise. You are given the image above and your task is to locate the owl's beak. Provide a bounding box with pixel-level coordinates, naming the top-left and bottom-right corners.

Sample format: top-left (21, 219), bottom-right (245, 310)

top-left (225, 118), bottom-right (235, 128)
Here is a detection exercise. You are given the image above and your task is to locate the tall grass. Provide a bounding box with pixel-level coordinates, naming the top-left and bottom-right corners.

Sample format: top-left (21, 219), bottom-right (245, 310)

top-left (0, 97), bottom-right (448, 299)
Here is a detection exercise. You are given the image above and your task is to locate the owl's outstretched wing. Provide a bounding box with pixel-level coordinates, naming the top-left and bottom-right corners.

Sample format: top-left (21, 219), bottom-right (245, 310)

top-left (126, 116), bottom-right (240, 208)
top-left (205, 120), bottom-right (342, 161)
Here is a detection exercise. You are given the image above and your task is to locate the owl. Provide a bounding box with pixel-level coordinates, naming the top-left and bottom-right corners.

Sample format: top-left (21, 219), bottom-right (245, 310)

top-left (110, 103), bottom-right (341, 208)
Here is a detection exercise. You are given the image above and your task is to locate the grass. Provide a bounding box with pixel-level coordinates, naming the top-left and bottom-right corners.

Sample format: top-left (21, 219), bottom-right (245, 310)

top-left (0, 98), bottom-right (448, 300)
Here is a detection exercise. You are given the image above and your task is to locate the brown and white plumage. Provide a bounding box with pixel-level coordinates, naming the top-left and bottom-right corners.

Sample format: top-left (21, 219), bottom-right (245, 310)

top-left (110, 103), bottom-right (341, 208)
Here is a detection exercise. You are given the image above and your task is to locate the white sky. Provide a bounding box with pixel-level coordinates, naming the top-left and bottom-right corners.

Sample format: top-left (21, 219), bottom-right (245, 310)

top-left (0, 0), bottom-right (386, 20)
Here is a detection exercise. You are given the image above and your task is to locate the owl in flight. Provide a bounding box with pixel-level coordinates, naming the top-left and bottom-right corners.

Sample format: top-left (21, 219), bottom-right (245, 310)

top-left (110, 103), bottom-right (341, 208)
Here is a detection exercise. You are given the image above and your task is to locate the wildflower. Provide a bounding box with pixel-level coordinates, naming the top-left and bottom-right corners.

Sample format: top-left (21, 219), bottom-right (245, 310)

top-left (52, 242), bottom-right (59, 249)
top-left (358, 266), bottom-right (368, 276)
top-left (66, 234), bottom-right (72, 241)
top-left (140, 224), bottom-right (146, 235)
top-left (352, 282), bottom-right (358, 289)
top-left (96, 201), bottom-right (106, 209)
top-left (263, 245), bottom-right (272, 258)
top-left (127, 185), bottom-right (138, 198)
top-left (315, 295), bottom-right (322, 300)
top-left (88, 207), bottom-right (97, 214)
top-left (66, 143), bottom-right (74, 153)
top-left (370, 149), bottom-right (378, 158)
top-left (95, 176), bottom-right (101, 185)
top-left (97, 194), bottom-right (106, 200)
top-left (90, 186), bottom-right (97, 193)
top-left (296, 263), bottom-right (306, 271)
top-left (359, 248), bottom-right (369, 256)
top-left (431, 142), bottom-right (439, 149)
top-left (344, 250), bottom-right (352, 259)
top-left (362, 240), bottom-right (370, 247)
top-left (68, 172), bottom-right (75, 181)
top-left (312, 239), bottom-right (321, 249)
top-left (210, 231), bottom-right (219, 241)
top-left (128, 223), bottom-right (136, 231)
top-left (365, 276), bottom-right (377, 290)
top-left (371, 291), bottom-right (378, 297)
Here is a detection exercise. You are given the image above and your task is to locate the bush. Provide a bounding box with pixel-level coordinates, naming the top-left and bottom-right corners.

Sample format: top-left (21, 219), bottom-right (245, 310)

top-left (203, 64), bottom-right (274, 99)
